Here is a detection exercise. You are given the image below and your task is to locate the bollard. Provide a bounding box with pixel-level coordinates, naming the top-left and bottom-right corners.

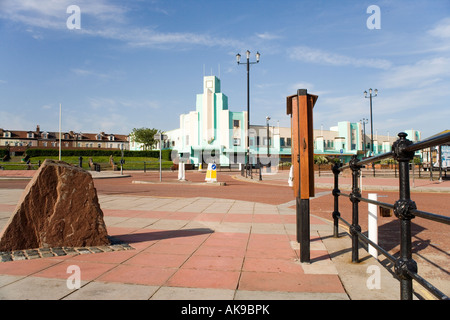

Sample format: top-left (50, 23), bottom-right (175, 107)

top-left (178, 162), bottom-right (186, 181)
top-left (368, 193), bottom-right (378, 259)
top-left (288, 165), bottom-right (294, 187)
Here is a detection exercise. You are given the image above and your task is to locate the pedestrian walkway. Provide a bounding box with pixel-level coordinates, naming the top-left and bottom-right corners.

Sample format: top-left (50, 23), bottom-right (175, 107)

top-left (236, 170), bottom-right (450, 193)
top-left (0, 188), bottom-right (402, 300)
top-left (0, 170), bottom-right (130, 180)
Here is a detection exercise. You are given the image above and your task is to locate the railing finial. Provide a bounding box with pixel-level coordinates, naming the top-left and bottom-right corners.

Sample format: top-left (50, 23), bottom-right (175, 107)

top-left (392, 132), bottom-right (415, 162)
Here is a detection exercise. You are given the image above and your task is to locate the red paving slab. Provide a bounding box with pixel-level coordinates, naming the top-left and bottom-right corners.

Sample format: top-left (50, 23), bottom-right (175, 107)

top-left (242, 257), bottom-right (303, 274)
top-left (167, 268), bottom-right (241, 289)
top-left (98, 265), bottom-right (177, 286)
top-left (0, 259), bottom-right (60, 276)
top-left (124, 252), bottom-right (189, 268)
top-left (239, 271), bottom-right (345, 293)
top-left (33, 261), bottom-right (117, 281)
top-left (182, 255), bottom-right (244, 271)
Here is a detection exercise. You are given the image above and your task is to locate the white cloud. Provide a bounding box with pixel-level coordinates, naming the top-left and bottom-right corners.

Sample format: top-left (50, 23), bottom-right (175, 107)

top-left (79, 26), bottom-right (242, 49)
top-left (428, 17), bottom-right (450, 39)
top-left (289, 46), bottom-right (392, 70)
top-left (71, 68), bottom-right (114, 80)
top-left (380, 57), bottom-right (450, 89)
top-left (256, 32), bottom-right (281, 40)
top-left (0, 0), bottom-right (127, 29)
top-left (0, 0), bottom-right (242, 49)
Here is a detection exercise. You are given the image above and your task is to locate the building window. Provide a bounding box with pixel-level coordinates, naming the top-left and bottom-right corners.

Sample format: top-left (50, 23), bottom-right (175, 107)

top-left (98, 143), bottom-right (101, 148)
top-left (280, 138), bottom-right (285, 147)
top-left (233, 120), bottom-right (240, 128)
top-left (43, 142), bottom-right (47, 147)
top-left (233, 138), bottom-right (241, 146)
top-left (286, 138), bottom-right (291, 147)
top-left (3, 132), bottom-right (10, 138)
top-left (27, 132), bottom-right (34, 138)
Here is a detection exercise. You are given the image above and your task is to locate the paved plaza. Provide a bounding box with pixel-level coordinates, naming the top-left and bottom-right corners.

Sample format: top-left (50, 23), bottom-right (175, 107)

top-left (0, 169), bottom-right (448, 301)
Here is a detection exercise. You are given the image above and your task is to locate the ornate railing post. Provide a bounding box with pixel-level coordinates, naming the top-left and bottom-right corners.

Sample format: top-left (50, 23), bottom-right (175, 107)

top-left (392, 132), bottom-right (418, 300)
top-left (332, 162), bottom-right (341, 238)
top-left (349, 155), bottom-right (362, 263)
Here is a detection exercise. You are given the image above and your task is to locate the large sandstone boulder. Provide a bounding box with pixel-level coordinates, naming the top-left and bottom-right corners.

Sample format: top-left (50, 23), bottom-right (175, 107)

top-left (0, 159), bottom-right (110, 251)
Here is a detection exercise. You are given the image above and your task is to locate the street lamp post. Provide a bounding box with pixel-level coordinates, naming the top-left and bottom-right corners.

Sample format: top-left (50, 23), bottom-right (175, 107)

top-left (266, 116), bottom-right (271, 158)
top-left (364, 89), bottom-right (378, 155)
top-left (237, 50), bottom-right (260, 178)
top-left (360, 118), bottom-right (368, 157)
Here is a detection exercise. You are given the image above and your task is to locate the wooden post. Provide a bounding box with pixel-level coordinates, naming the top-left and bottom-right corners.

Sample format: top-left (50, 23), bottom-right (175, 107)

top-left (287, 89), bottom-right (318, 263)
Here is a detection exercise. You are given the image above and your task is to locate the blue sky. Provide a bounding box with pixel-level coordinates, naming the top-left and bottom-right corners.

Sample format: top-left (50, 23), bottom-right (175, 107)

top-left (1, 0), bottom-right (449, 139)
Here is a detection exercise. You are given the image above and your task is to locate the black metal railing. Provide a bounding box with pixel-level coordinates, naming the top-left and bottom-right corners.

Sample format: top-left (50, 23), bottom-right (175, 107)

top-left (331, 131), bottom-right (450, 300)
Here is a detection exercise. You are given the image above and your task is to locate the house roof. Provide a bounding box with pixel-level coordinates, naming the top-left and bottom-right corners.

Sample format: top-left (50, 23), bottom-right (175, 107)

top-left (0, 127), bottom-right (128, 142)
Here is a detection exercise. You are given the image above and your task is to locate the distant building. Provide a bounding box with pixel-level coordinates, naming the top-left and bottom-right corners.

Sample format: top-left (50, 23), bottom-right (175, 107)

top-left (0, 125), bottom-right (129, 155)
top-left (166, 75), bottom-right (247, 166)
top-left (164, 75), bottom-right (422, 165)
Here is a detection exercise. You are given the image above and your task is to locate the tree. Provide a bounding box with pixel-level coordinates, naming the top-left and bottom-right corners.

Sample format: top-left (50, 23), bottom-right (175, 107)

top-left (131, 128), bottom-right (159, 150)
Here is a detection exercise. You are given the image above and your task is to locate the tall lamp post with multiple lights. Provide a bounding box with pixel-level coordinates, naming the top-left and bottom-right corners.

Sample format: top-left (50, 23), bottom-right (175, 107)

top-left (364, 88), bottom-right (378, 155)
top-left (236, 50), bottom-right (260, 178)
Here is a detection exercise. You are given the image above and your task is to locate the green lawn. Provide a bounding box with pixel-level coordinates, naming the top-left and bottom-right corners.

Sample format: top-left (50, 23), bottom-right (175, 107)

top-left (0, 156), bottom-right (173, 171)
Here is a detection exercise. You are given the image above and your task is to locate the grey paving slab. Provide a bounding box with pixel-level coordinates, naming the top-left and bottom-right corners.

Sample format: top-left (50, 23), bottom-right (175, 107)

top-left (213, 222), bottom-right (252, 234)
top-left (0, 276), bottom-right (79, 300)
top-left (64, 281), bottom-right (159, 300)
top-left (0, 189), bottom-right (22, 205)
top-left (234, 290), bottom-right (349, 300)
top-left (109, 217), bottom-right (159, 229)
top-left (251, 223), bottom-right (288, 235)
top-left (151, 287), bottom-right (235, 300)
top-left (0, 275), bottom-right (24, 287)
top-left (145, 219), bottom-right (189, 230)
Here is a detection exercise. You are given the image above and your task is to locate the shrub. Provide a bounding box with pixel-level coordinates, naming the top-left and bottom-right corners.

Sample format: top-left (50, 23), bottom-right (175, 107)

top-left (25, 148), bottom-right (172, 161)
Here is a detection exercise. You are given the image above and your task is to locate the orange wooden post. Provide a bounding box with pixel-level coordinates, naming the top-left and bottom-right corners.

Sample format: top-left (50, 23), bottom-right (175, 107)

top-left (287, 89), bottom-right (318, 263)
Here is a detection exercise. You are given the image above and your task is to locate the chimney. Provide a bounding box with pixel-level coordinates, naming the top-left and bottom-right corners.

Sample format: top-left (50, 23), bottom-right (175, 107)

top-left (36, 125), bottom-right (40, 133)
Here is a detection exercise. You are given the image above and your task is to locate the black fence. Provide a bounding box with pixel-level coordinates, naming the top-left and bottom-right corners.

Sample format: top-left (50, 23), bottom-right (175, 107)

top-left (331, 131), bottom-right (450, 300)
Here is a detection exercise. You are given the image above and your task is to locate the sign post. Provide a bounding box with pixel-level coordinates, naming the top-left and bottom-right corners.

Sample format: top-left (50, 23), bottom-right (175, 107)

top-left (154, 133), bottom-right (168, 182)
top-left (205, 163), bottom-right (217, 182)
top-left (287, 89), bottom-right (318, 263)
